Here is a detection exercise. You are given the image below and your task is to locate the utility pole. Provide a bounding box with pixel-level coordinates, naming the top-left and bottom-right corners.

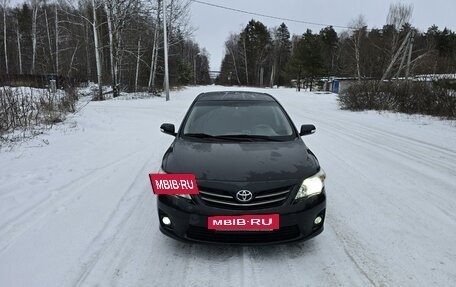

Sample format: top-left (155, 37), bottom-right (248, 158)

top-left (269, 65), bottom-right (274, 88)
top-left (162, 0), bottom-right (170, 101)
top-left (259, 67), bottom-right (264, 87)
top-left (194, 56), bottom-right (196, 85)
top-left (297, 65), bottom-right (302, 92)
top-left (193, 52), bottom-right (200, 85)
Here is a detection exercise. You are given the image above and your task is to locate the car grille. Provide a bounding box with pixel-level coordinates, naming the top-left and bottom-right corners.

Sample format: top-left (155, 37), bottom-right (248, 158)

top-left (186, 225), bottom-right (300, 243)
top-left (198, 186), bottom-right (293, 209)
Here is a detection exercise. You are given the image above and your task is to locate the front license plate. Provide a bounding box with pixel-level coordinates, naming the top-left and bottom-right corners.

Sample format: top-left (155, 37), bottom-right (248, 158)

top-left (208, 214), bottom-right (279, 231)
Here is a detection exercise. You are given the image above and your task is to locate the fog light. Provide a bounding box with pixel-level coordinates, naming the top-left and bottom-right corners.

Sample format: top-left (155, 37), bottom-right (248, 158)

top-left (314, 216), bottom-right (322, 225)
top-left (162, 216), bottom-right (171, 226)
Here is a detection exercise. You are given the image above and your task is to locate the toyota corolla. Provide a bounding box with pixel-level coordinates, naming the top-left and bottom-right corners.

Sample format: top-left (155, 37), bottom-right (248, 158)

top-left (157, 91), bottom-right (326, 244)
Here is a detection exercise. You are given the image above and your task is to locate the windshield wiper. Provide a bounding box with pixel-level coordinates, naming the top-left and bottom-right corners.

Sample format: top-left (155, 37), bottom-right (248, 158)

top-left (184, 133), bottom-right (284, 142)
top-left (217, 134), bottom-right (285, 141)
top-left (183, 133), bottom-right (235, 141)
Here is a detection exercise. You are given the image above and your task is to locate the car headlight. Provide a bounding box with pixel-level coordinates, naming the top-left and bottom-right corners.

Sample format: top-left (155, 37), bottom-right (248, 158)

top-left (295, 169), bottom-right (326, 200)
top-left (157, 166), bottom-right (192, 200)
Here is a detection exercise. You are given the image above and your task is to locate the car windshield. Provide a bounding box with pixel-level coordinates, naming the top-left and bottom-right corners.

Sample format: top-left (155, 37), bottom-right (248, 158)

top-left (182, 100), bottom-right (296, 140)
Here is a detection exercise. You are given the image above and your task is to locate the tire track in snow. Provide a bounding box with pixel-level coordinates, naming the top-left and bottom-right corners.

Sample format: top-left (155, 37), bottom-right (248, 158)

top-left (313, 141), bottom-right (393, 287)
top-left (284, 106), bottom-right (407, 286)
top-left (304, 115), bottom-right (455, 286)
top-left (319, 121), bottom-right (456, 224)
top-left (286, 105), bottom-right (456, 178)
top-left (324, 120), bottom-right (455, 185)
top-left (70, 150), bottom-right (157, 287)
top-left (0, 147), bottom-right (150, 254)
top-left (325, 219), bottom-right (380, 287)
top-left (319, 118), bottom-right (456, 176)
top-left (288, 104), bottom-right (456, 224)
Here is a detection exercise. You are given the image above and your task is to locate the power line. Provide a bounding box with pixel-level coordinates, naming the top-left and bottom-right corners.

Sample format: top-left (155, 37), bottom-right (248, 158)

top-left (190, 0), bottom-right (352, 30)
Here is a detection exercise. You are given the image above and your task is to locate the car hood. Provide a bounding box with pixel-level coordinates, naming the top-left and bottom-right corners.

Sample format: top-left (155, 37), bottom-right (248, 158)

top-left (162, 138), bottom-right (319, 182)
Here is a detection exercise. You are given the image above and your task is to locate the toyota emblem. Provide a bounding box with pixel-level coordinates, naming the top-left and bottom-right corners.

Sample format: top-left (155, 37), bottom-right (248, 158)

top-left (236, 190), bottom-right (253, 203)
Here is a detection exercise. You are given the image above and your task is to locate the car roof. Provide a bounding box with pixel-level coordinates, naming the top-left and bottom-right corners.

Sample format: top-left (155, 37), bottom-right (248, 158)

top-left (195, 91), bottom-right (276, 102)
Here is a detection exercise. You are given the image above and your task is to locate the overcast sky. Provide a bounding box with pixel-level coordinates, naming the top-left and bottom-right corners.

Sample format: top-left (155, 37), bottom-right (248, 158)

top-left (189, 0), bottom-right (456, 71)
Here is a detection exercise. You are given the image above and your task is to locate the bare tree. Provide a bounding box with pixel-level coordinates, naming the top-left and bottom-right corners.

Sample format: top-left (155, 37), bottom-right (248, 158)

top-left (381, 3), bottom-right (414, 81)
top-left (16, 19), bottom-right (22, 74)
top-left (55, 4), bottom-right (59, 74)
top-left (348, 15), bottom-right (367, 81)
top-left (63, 0), bottom-right (103, 95)
top-left (381, 30), bottom-right (412, 81)
top-left (225, 34), bottom-right (241, 85)
top-left (1, 0), bottom-right (209, 92)
top-left (2, 0), bottom-right (10, 74)
top-left (103, 0), bottom-right (141, 97)
top-left (135, 36), bottom-right (141, 92)
top-left (386, 3), bottom-right (413, 58)
top-left (44, 8), bottom-right (55, 73)
top-left (103, 0), bottom-right (116, 94)
top-left (83, 16), bottom-right (91, 78)
top-left (91, 0), bottom-right (103, 100)
top-left (166, 0), bottom-right (192, 44)
top-left (146, 0), bottom-right (193, 91)
top-left (242, 37), bottom-right (248, 85)
top-left (148, 24), bottom-right (160, 91)
top-left (148, 0), bottom-right (161, 92)
top-left (29, 0), bottom-right (40, 74)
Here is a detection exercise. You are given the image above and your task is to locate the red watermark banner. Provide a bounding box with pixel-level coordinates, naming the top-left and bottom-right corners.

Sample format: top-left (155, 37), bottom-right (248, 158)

top-left (149, 173), bottom-right (199, 195)
top-left (208, 214), bottom-right (279, 231)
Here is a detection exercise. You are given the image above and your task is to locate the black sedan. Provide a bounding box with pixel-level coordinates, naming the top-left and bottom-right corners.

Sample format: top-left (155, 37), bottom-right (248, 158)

top-left (157, 91), bottom-right (326, 245)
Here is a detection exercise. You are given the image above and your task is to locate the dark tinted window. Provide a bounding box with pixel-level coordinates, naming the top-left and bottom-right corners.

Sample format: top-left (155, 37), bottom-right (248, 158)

top-left (183, 101), bottom-right (295, 138)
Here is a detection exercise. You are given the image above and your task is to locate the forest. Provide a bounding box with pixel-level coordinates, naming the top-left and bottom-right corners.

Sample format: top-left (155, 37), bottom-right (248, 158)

top-left (216, 9), bottom-right (456, 89)
top-left (0, 0), bottom-right (211, 99)
top-left (1, 2), bottom-right (455, 121)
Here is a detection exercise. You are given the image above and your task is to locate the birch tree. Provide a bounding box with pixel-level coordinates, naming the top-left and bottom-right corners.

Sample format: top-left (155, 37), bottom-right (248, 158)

top-left (29, 0), bottom-right (39, 74)
top-left (91, 0), bottom-right (103, 100)
top-left (16, 19), bottom-right (22, 74)
top-left (386, 3), bottom-right (413, 63)
top-left (381, 3), bottom-right (414, 80)
top-left (134, 36), bottom-right (141, 92)
top-left (103, 0), bottom-right (140, 97)
top-left (348, 15), bottom-right (367, 81)
top-left (2, 0), bottom-right (10, 74)
top-left (44, 8), bottom-right (55, 72)
top-left (1, 0), bottom-right (209, 91)
top-left (55, 4), bottom-right (58, 74)
top-left (225, 34), bottom-right (241, 85)
top-left (148, 0), bottom-right (161, 92)
top-left (166, 0), bottom-right (192, 45)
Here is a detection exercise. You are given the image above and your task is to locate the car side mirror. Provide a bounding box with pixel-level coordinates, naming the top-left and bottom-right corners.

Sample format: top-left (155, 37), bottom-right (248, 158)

top-left (299, 124), bottom-right (316, 136)
top-left (160, 123), bottom-right (176, 136)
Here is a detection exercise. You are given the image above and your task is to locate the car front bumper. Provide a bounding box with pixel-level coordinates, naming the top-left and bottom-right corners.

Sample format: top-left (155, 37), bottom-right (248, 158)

top-left (156, 192), bottom-right (326, 245)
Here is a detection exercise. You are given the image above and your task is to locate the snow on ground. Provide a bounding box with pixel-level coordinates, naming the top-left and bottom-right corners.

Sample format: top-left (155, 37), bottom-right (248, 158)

top-left (0, 86), bottom-right (455, 287)
top-left (1, 86), bottom-right (66, 100)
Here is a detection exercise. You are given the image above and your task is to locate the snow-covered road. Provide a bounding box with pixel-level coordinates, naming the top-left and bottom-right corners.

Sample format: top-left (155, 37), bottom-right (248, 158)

top-left (1, 86), bottom-right (455, 286)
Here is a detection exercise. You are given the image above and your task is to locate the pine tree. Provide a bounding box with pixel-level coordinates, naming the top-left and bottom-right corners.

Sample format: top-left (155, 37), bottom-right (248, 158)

top-left (319, 26), bottom-right (338, 76)
top-left (239, 19), bottom-right (272, 86)
top-left (272, 23), bottom-right (291, 86)
top-left (287, 29), bottom-right (325, 91)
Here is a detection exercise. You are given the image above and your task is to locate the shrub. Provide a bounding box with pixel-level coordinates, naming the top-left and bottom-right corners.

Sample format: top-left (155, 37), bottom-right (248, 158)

top-left (0, 85), bottom-right (79, 137)
top-left (339, 81), bottom-right (456, 119)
